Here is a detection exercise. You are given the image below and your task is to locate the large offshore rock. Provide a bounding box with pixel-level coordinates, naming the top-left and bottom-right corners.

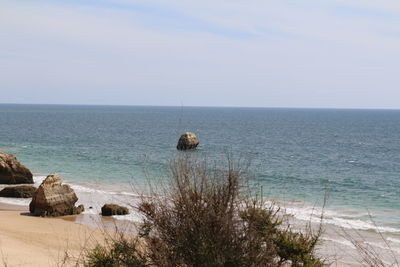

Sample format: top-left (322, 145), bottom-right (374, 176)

top-left (29, 174), bottom-right (84, 217)
top-left (101, 204), bottom-right (129, 216)
top-left (177, 132), bottom-right (200, 150)
top-left (0, 185), bottom-right (37, 198)
top-left (0, 152), bottom-right (33, 184)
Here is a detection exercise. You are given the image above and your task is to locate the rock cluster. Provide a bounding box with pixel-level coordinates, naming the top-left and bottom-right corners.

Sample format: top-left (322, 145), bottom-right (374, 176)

top-left (0, 152), bottom-right (133, 218)
top-left (177, 132), bottom-right (199, 150)
top-left (0, 185), bottom-right (37, 198)
top-left (29, 174), bottom-right (84, 217)
top-left (101, 203), bottom-right (129, 216)
top-left (0, 152), bottom-right (33, 184)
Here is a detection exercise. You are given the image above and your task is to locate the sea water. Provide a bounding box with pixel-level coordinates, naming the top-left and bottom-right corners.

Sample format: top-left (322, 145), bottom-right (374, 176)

top-left (0, 104), bottom-right (399, 258)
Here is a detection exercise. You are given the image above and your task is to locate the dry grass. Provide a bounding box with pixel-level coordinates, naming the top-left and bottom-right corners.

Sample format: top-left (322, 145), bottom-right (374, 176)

top-left (341, 227), bottom-right (400, 267)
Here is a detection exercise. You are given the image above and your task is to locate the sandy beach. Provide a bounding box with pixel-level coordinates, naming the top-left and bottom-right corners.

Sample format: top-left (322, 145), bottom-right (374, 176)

top-left (1, 200), bottom-right (400, 266)
top-left (0, 203), bottom-right (368, 267)
top-left (0, 203), bottom-right (112, 267)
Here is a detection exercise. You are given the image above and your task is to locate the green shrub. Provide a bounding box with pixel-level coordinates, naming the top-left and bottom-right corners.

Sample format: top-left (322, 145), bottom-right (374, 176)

top-left (84, 237), bottom-right (146, 267)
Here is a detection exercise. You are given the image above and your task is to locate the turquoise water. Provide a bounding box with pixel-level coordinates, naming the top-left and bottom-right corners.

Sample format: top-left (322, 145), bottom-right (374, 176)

top-left (0, 104), bottom-right (399, 231)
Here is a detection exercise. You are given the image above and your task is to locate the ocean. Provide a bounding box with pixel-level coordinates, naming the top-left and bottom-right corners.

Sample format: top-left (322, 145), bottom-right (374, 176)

top-left (0, 104), bottom-right (399, 260)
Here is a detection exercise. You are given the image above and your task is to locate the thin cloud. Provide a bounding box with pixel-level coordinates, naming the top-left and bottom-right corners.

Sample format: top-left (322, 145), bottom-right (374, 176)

top-left (0, 0), bottom-right (400, 108)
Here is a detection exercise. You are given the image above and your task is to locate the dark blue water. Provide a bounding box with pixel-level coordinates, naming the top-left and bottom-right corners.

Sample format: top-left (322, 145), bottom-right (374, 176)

top-left (0, 104), bottom-right (399, 230)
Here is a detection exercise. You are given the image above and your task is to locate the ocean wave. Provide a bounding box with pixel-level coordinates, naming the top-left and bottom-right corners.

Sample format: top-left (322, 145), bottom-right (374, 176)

top-left (281, 205), bottom-right (400, 234)
top-left (321, 237), bottom-right (355, 248)
top-left (113, 212), bottom-right (143, 223)
top-left (6, 177), bottom-right (400, 235)
top-left (0, 197), bottom-right (30, 206)
top-left (70, 184), bottom-right (141, 198)
top-left (321, 236), bottom-right (400, 260)
top-left (365, 240), bottom-right (400, 254)
top-left (33, 176), bottom-right (46, 185)
top-left (70, 184), bottom-right (110, 194)
top-left (387, 237), bottom-right (400, 244)
top-left (81, 208), bottom-right (98, 215)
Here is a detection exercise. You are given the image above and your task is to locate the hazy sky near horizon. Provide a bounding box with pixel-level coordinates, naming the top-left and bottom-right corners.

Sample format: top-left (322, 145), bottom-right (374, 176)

top-left (1, 0), bottom-right (400, 109)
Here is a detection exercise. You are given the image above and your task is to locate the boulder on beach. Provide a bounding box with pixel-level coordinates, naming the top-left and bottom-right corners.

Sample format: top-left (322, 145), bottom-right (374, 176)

top-left (29, 174), bottom-right (84, 217)
top-left (176, 132), bottom-right (199, 150)
top-left (101, 203), bottom-right (129, 216)
top-left (0, 152), bottom-right (33, 184)
top-left (0, 185), bottom-right (37, 198)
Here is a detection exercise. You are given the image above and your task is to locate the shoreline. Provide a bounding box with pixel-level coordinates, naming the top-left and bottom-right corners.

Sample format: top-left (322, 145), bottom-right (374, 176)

top-left (0, 200), bottom-right (362, 267)
top-left (0, 200), bottom-right (138, 235)
top-left (0, 203), bottom-right (379, 267)
top-left (1, 190), bottom-right (399, 266)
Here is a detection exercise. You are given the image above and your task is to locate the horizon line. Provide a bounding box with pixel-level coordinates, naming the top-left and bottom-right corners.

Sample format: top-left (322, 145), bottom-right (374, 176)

top-left (0, 102), bottom-right (399, 111)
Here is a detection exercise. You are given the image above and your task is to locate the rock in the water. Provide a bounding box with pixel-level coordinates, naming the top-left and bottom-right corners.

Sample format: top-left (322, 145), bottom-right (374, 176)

top-left (74, 204), bottom-right (85, 214)
top-left (176, 132), bottom-right (199, 150)
top-left (0, 185), bottom-right (37, 198)
top-left (0, 152), bottom-right (33, 184)
top-left (29, 174), bottom-right (84, 217)
top-left (101, 204), bottom-right (129, 216)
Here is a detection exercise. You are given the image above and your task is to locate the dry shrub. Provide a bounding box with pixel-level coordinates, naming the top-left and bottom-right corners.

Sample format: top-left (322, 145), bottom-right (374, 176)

top-left (85, 155), bottom-right (324, 267)
top-left (342, 227), bottom-right (400, 267)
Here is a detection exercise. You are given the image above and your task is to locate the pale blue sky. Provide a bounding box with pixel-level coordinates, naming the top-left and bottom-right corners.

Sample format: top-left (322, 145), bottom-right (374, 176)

top-left (1, 0), bottom-right (400, 108)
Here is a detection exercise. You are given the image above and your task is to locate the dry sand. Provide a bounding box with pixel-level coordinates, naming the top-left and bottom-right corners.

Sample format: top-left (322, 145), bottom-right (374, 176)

top-left (0, 204), bottom-right (114, 267)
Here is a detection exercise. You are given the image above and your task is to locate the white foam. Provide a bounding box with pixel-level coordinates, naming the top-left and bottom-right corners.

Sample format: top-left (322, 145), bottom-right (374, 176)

top-left (321, 236), bottom-right (355, 248)
top-left (70, 184), bottom-right (109, 194)
top-left (365, 240), bottom-right (400, 254)
top-left (69, 183), bottom-right (140, 198)
top-left (8, 176), bottom-right (400, 235)
top-left (281, 205), bottom-right (400, 234)
top-left (113, 211), bottom-right (143, 223)
top-left (0, 197), bottom-right (30, 206)
top-left (387, 237), bottom-right (400, 244)
top-left (327, 217), bottom-right (399, 233)
top-left (112, 191), bottom-right (140, 197)
top-left (81, 208), bottom-right (98, 215)
top-left (33, 176), bottom-right (46, 186)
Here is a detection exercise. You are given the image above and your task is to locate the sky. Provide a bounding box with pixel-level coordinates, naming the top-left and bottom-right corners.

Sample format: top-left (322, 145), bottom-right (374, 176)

top-left (1, 0), bottom-right (400, 109)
